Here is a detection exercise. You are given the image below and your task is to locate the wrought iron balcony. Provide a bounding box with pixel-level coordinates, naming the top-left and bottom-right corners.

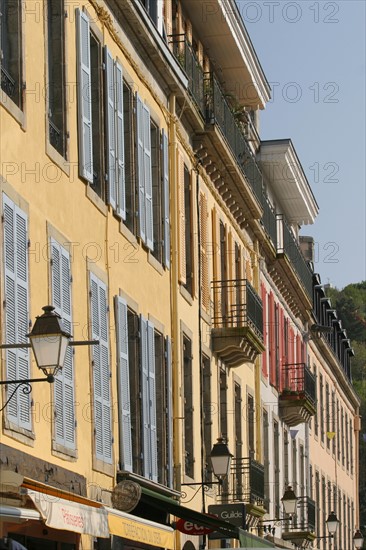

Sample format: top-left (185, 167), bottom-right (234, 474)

top-left (279, 362), bottom-right (317, 426)
top-left (1, 66), bottom-right (16, 98)
top-left (219, 458), bottom-right (266, 516)
top-left (282, 496), bottom-right (316, 545)
top-left (205, 73), bottom-right (264, 205)
top-left (260, 193), bottom-right (277, 248)
top-left (169, 34), bottom-right (205, 115)
top-left (211, 279), bottom-right (265, 367)
top-left (276, 214), bottom-right (313, 299)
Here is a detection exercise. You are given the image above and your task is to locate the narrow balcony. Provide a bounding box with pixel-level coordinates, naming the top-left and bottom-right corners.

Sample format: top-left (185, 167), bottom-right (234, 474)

top-left (260, 193), bottom-right (277, 250)
top-left (205, 73), bottom-right (264, 208)
top-left (282, 496), bottom-right (316, 546)
top-left (269, 214), bottom-right (313, 316)
top-left (219, 458), bottom-right (266, 522)
top-left (279, 363), bottom-right (317, 426)
top-left (211, 279), bottom-right (265, 367)
top-left (169, 34), bottom-right (205, 116)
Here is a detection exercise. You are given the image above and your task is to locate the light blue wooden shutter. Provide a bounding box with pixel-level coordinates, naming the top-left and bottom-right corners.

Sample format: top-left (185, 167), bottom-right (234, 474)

top-left (76, 9), bottom-right (93, 183)
top-left (140, 315), bottom-right (150, 478)
top-left (147, 321), bottom-right (157, 482)
top-left (51, 239), bottom-right (75, 450)
top-left (105, 46), bottom-right (116, 209)
top-left (115, 61), bottom-right (126, 220)
top-left (115, 296), bottom-right (133, 472)
top-left (166, 336), bottom-right (173, 487)
top-left (90, 274), bottom-right (112, 463)
top-left (162, 129), bottom-right (170, 268)
top-left (2, 194), bottom-right (31, 429)
top-left (143, 104), bottom-right (153, 251)
top-left (136, 94), bottom-right (146, 243)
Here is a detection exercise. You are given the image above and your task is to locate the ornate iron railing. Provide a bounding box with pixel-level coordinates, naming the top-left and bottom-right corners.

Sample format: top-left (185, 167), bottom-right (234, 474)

top-left (1, 66), bottom-right (16, 98)
top-left (211, 279), bottom-right (263, 339)
top-left (282, 362), bottom-right (317, 405)
top-left (219, 457), bottom-right (265, 504)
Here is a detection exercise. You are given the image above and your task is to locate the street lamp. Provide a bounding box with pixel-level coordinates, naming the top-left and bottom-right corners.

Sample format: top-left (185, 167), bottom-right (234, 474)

top-left (0, 305), bottom-right (98, 411)
top-left (316, 511), bottom-right (340, 541)
top-left (27, 306), bottom-right (71, 381)
top-left (353, 529), bottom-right (364, 549)
top-left (182, 437), bottom-right (233, 488)
top-left (262, 486), bottom-right (298, 524)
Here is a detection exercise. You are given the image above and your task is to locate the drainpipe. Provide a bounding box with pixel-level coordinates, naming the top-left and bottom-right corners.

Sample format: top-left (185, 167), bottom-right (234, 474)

top-left (168, 93), bottom-right (181, 550)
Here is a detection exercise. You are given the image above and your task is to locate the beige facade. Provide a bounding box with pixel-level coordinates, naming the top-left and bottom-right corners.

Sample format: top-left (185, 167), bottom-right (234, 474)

top-left (0, 0), bottom-right (360, 549)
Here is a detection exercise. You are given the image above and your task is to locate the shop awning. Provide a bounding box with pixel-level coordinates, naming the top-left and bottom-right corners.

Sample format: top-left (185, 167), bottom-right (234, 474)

top-left (138, 486), bottom-right (240, 539)
top-left (27, 490), bottom-right (109, 538)
top-left (0, 505), bottom-right (41, 523)
top-left (237, 531), bottom-right (277, 548)
top-left (107, 507), bottom-right (175, 549)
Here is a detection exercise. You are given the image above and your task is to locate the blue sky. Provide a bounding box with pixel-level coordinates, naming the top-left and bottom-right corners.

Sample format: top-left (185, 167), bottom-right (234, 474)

top-left (238, 0), bottom-right (366, 289)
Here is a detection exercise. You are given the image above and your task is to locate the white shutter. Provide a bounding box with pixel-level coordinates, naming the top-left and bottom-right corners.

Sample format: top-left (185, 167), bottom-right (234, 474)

top-left (76, 9), bottom-right (93, 183)
top-left (166, 336), bottom-right (173, 487)
top-left (140, 315), bottom-right (150, 478)
top-left (136, 94), bottom-right (146, 243)
top-left (2, 194), bottom-right (31, 429)
top-left (90, 274), bottom-right (112, 463)
top-left (162, 129), bottom-right (170, 269)
top-left (51, 239), bottom-right (75, 450)
top-left (143, 104), bottom-right (153, 251)
top-left (105, 46), bottom-right (116, 209)
top-left (115, 61), bottom-right (126, 220)
top-left (115, 296), bottom-right (133, 472)
top-left (147, 320), bottom-right (157, 482)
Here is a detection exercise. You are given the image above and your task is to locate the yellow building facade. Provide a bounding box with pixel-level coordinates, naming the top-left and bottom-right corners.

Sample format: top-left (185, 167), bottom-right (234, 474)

top-left (0, 1), bottom-right (361, 550)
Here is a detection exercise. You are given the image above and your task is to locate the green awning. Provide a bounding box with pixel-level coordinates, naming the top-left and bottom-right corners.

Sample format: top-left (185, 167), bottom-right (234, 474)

top-left (139, 486), bottom-right (240, 539)
top-left (238, 530), bottom-right (276, 548)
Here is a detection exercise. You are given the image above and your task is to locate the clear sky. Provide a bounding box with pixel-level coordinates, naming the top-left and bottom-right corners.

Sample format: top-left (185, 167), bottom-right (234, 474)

top-left (238, 0), bottom-right (366, 289)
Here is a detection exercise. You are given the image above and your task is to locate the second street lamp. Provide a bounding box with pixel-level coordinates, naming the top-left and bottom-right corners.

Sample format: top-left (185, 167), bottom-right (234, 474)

top-left (182, 437), bottom-right (233, 488)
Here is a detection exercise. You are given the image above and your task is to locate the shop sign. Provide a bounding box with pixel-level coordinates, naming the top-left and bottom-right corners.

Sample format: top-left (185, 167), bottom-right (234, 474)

top-left (176, 518), bottom-right (214, 535)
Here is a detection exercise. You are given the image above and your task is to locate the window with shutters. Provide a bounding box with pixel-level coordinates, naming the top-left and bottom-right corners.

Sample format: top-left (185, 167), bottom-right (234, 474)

top-left (154, 329), bottom-right (173, 486)
top-left (2, 193), bottom-right (31, 431)
top-left (292, 439), bottom-right (297, 495)
top-left (183, 334), bottom-right (194, 478)
top-left (116, 303), bottom-right (172, 486)
top-left (319, 374), bottom-right (324, 442)
top-left (234, 383), bottom-right (242, 488)
top-left (0, 0), bottom-right (23, 109)
top-left (284, 429), bottom-right (289, 486)
top-left (89, 273), bottom-right (112, 465)
top-left (273, 420), bottom-right (280, 518)
top-left (76, 9), bottom-right (126, 212)
top-left (202, 354), bottom-right (212, 483)
top-left (263, 410), bottom-right (269, 508)
top-left (136, 95), bottom-right (154, 251)
top-left (199, 193), bottom-right (209, 311)
top-left (50, 239), bottom-right (75, 453)
top-left (151, 121), bottom-right (162, 263)
top-left (124, 80), bottom-right (136, 234)
top-left (183, 165), bottom-right (193, 294)
top-left (219, 368), bottom-right (228, 441)
top-left (326, 382), bottom-right (330, 449)
top-left (47, 0), bottom-right (66, 157)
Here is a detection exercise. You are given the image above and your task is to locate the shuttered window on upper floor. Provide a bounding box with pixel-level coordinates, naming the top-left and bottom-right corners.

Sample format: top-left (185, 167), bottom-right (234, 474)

top-left (90, 273), bottom-right (112, 464)
top-left (50, 238), bottom-right (75, 451)
top-left (2, 193), bottom-right (31, 430)
top-left (0, 0), bottom-right (23, 109)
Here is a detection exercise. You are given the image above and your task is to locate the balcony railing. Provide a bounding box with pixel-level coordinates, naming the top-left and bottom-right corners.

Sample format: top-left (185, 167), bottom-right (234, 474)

top-left (211, 279), bottom-right (263, 339)
top-left (282, 496), bottom-right (316, 542)
top-left (277, 214), bottom-right (313, 297)
top-left (282, 363), bottom-right (317, 405)
top-left (260, 193), bottom-right (277, 248)
top-left (205, 73), bottom-right (263, 204)
top-left (1, 66), bottom-right (16, 98)
top-left (219, 457), bottom-right (265, 505)
top-left (169, 34), bottom-right (205, 115)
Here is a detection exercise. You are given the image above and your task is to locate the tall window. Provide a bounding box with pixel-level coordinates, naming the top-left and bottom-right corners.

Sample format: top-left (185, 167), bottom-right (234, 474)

top-left (220, 368), bottom-right (228, 441)
top-left (2, 193), bottom-right (30, 429)
top-left (89, 273), bottom-right (112, 464)
top-left (219, 221), bottom-right (227, 321)
top-left (183, 335), bottom-right (194, 477)
top-left (123, 81), bottom-right (135, 233)
top-left (0, 0), bottom-right (22, 108)
top-left (247, 394), bottom-right (255, 458)
top-left (184, 165), bottom-right (193, 294)
top-left (202, 354), bottom-right (212, 482)
top-left (273, 421), bottom-right (280, 517)
top-left (151, 125), bottom-right (170, 266)
top-left (234, 383), bottom-right (242, 497)
top-left (314, 366), bottom-right (318, 436)
top-left (315, 471), bottom-right (320, 535)
top-left (47, 0), bottom-right (66, 156)
top-left (292, 439), bottom-right (297, 494)
top-left (284, 429), bottom-right (289, 486)
top-left (326, 382), bottom-right (330, 449)
top-left (319, 374), bottom-right (324, 442)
